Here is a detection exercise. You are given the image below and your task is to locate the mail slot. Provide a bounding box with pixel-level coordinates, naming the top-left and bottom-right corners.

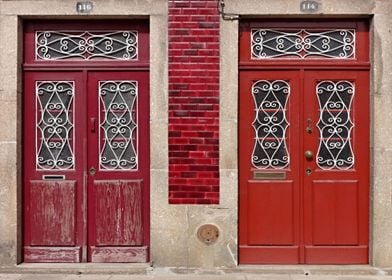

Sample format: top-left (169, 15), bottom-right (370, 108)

top-left (42, 175), bottom-right (66, 180)
top-left (253, 171), bottom-right (286, 180)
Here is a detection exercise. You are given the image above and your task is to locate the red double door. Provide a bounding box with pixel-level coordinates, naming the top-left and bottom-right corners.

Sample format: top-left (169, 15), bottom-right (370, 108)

top-left (239, 69), bottom-right (369, 264)
top-left (23, 70), bottom-right (149, 262)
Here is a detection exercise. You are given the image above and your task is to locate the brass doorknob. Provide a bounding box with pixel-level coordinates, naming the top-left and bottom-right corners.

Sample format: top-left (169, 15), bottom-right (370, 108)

top-left (304, 150), bottom-right (314, 160)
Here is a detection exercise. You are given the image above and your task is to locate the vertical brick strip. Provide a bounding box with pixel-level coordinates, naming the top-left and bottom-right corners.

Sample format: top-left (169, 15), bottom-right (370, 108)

top-left (168, 0), bottom-right (220, 204)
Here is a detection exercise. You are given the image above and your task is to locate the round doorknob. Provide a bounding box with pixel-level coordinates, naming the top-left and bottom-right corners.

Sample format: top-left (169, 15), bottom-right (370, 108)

top-left (304, 150), bottom-right (314, 160)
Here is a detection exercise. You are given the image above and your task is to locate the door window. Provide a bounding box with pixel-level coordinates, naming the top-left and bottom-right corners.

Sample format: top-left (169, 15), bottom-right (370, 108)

top-left (99, 80), bottom-right (138, 170)
top-left (251, 80), bottom-right (290, 169)
top-left (316, 80), bottom-right (355, 170)
top-left (36, 81), bottom-right (75, 170)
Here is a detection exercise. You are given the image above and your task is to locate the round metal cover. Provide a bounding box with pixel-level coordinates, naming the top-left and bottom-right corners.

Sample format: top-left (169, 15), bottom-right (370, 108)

top-left (197, 224), bottom-right (219, 245)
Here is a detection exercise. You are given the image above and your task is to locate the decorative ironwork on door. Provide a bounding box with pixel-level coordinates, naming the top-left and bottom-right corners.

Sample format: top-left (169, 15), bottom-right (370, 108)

top-left (251, 80), bottom-right (290, 169)
top-left (36, 81), bottom-right (75, 170)
top-left (251, 29), bottom-right (355, 59)
top-left (99, 80), bottom-right (138, 170)
top-left (316, 80), bottom-right (355, 170)
top-left (36, 31), bottom-right (138, 60)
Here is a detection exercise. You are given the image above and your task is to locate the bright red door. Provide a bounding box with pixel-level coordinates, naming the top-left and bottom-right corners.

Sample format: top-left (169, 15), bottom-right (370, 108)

top-left (23, 21), bottom-right (150, 263)
top-left (239, 70), bottom-right (302, 263)
top-left (239, 20), bottom-right (370, 264)
top-left (302, 70), bottom-right (369, 263)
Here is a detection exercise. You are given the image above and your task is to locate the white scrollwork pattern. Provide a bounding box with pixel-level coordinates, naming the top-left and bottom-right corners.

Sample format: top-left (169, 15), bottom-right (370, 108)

top-left (316, 80), bottom-right (355, 170)
top-left (252, 29), bottom-right (355, 59)
top-left (36, 31), bottom-right (138, 60)
top-left (251, 80), bottom-right (290, 169)
top-left (99, 81), bottom-right (138, 170)
top-left (36, 81), bottom-right (75, 170)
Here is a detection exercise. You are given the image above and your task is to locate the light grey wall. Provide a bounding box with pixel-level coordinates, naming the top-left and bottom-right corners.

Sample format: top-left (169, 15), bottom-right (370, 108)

top-left (0, 0), bottom-right (169, 267)
top-left (0, 0), bottom-right (392, 268)
top-left (222, 0), bottom-right (392, 268)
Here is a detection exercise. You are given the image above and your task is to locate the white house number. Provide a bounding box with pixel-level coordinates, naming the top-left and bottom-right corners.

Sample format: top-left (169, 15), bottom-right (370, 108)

top-left (76, 1), bottom-right (93, 13)
top-left (300, 0), bottom-right (319, 13)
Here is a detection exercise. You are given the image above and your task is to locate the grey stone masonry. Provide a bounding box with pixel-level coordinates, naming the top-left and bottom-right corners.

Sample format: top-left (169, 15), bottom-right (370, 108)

top-left (1, 0), bottom-right (392, 269)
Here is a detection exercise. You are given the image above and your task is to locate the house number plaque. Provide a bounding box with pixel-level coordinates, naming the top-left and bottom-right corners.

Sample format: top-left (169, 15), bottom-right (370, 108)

top-left (76, 1), bottom-right (93, 14)
top-left (300, 0), bottom-right (319, 13)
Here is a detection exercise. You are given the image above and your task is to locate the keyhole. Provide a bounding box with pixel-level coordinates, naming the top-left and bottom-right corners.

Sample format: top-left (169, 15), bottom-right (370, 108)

top-left (89, 166), bottom-right (96, 176)
top-left (306, 118), bottom-right (312, 134)
top-left (306, 168), bottom-right (312, 176)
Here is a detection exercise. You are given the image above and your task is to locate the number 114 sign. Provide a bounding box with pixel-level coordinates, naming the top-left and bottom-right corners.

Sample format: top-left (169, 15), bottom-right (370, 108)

top-left (300, 0), bottom-right (319, 13)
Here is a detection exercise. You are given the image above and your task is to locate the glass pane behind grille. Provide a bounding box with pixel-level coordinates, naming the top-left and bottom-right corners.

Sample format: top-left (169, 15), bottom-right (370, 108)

top-left (251, 80), bottom-right (290, 169)
top-left (36, 81), bottom-right (75, 170)
top-left (251, 29), bottom-right (355, 59)
top-left (316, 80), bottom-right (355, 170)
top-left (99, 80), bottom-right (138, 170)
top-left (36, 31), bottom-right (138, 60)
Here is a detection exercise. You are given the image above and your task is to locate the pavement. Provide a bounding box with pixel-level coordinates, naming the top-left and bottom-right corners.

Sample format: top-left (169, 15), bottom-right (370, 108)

top-left (1, 265), bottom-right (392, 280)
top-left (1, 274), bottom-right (392, 280)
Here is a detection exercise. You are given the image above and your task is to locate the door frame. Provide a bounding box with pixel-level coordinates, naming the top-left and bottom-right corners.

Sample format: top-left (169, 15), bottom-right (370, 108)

top-left (22, 20), bottom-right (150, 263)
top-left (238, 19), bottom-right (371, 264)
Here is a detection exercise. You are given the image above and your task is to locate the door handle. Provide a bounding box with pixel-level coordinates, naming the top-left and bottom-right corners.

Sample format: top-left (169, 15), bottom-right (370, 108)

top-left (304, 150), bottom-right (314, 160)
top-left (90, 117), bottom-right (96, 133)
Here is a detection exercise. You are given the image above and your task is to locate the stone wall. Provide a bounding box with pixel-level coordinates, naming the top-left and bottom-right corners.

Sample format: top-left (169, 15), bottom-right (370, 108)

top-left (0, 0), bottom-right (392, 269)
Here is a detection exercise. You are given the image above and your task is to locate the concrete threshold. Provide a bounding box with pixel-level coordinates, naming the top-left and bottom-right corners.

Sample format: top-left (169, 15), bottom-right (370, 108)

top-left (167, 265), bottom-right (388, 276)
top-left (0, 264), bottom-right (391, 276)
top-left (225, 265), bottom-right (386, 276)
top-left (0, 263), bottom-right (151, 275)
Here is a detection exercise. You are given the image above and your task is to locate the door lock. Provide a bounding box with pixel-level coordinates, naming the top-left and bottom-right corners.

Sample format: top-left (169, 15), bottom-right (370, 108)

top-left (306, 168), bottom-right (312, 176)
top-left (306, 118), bottom-right (313, 134)
top-left (89, 166), bottom-right (96, 176)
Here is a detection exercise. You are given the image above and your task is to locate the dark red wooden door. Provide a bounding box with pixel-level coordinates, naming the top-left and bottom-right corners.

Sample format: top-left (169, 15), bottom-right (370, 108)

top-left (239, 19), bottom-right (369, 264)
top-left (87, 72), bottom-right (149, 262)
top-left (23, 21), bottom-right (150, 263)
top-left (23, 71), bottom-right (149, 263)
top-left (23, 72), bottom-right (86, 262)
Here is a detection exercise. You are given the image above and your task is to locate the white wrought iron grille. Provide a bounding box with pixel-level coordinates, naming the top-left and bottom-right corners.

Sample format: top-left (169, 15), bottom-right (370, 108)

top-left (36, 81), bottom-right (75, 170)
top-left (251, 80), bottom-right (290, 169)
top-left (35, 31), bottom-right (138, 60)
top-left (316, 80), bottom-right (355, 170)
top-left (251, 29), bottom-right (355, 59)
top-left (99, 80), bottom-right (138, 170)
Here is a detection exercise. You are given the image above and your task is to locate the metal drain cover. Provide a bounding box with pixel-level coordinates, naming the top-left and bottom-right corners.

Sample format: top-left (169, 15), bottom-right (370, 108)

top-left (197, 224), bottom-right (219, 245)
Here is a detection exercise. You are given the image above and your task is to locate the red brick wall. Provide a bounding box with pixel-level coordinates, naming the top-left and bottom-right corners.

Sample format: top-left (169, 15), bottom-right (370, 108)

top-left (168, 0), bottom-right (220, 204)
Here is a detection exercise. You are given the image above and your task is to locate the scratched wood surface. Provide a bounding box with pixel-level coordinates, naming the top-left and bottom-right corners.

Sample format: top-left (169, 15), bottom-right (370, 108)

top-left (30, 180), bottom-right (76, 246)
top-left (91, 246), bottom-right (147, 263)
top-left (24, 246), bottom-right (81, 263)
top-left (94, 180), bottom-right (143, 246)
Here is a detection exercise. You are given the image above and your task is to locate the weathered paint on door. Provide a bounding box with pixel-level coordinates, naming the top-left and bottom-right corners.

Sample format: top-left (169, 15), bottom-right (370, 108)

top-left (239, 20), bottom-right (370, 264)
top-left (23, 21), bottom-right (150, 263)
top-left (87, 72), bottom-right (150, 262)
